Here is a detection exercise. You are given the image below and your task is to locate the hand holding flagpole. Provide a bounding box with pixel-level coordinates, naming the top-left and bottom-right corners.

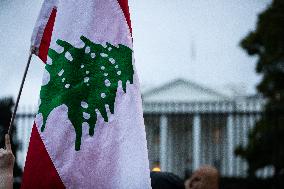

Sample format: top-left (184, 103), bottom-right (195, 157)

top-left (0, 134), bottom-right (15, 189)
top-left (8, 46), bottom-right (36, 136)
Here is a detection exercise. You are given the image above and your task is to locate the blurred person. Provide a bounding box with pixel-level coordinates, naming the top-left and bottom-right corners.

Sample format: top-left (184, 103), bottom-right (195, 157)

top-left (185, 165), bottom-right (219, 189)
top-left (151, 171), bottom-right (185, 189)
top-left (0, 134), bottom-right (15, 189)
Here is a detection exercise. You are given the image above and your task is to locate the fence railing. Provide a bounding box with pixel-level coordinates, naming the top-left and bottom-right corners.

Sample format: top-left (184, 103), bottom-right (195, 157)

top-left (15, 99), bottom-right (278, 179)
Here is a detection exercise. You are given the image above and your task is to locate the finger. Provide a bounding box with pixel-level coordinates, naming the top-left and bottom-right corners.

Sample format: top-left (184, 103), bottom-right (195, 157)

top-left (0, 148), bottom-right (5, 158)
top-left (5, 134), bottom-right (12, 152)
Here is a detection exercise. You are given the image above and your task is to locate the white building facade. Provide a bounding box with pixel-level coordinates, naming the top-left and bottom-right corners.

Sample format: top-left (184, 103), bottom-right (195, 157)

top-left (142, 79), bottom-right (269, 178)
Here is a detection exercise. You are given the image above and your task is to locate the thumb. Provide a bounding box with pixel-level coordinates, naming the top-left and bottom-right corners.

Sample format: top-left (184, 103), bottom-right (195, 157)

top-left (5, 134), bottom-right (12, 152)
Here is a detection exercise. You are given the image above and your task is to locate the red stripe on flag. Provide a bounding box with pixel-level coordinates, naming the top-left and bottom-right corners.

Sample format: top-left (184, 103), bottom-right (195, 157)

top-left (38, 8), bottom-right (57, 63)
top-left (21, 124), bottom-right (65, 189)
top-left (117, 0), bottom-right (132, 34)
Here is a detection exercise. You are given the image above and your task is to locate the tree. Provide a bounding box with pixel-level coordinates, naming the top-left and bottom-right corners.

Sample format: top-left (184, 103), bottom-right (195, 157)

top-left (0, 97), bottom-right (22, 187)
top-left (39, 36), bottom-right (134, 150)
top-left (235, 0), bottom-right (284, 177)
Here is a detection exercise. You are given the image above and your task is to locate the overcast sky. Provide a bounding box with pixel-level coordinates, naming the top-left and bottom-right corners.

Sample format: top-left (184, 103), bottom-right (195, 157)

top-left (0, 0), bottom-right (271, 107)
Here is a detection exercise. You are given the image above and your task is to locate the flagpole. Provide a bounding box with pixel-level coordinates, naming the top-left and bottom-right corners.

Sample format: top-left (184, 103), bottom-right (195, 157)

top-left (8, 46), bottom-right (36, 136)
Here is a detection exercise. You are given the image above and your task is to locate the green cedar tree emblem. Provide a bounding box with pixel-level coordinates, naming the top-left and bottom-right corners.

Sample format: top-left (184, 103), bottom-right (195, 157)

top-left (38, 36), bottom-right (134, 151)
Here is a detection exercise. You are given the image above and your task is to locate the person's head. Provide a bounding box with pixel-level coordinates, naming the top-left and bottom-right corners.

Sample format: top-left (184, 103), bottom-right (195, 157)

top-left (150, 171), bottom-right (185, 189)
top-left (185, 165), bottom-right (219, 189)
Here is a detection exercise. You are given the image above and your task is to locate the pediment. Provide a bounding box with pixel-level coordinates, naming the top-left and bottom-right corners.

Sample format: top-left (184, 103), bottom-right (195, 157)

top-left (142, 79), bottom-right (229, 103)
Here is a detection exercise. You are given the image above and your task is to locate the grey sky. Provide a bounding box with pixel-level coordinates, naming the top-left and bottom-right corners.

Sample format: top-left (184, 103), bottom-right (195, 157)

top-left (0, 0), bottom-right (271, 106)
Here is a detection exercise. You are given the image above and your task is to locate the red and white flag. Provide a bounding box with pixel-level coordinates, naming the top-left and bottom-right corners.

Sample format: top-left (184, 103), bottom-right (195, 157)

top-left (21, 0), bottom-right (151, 188)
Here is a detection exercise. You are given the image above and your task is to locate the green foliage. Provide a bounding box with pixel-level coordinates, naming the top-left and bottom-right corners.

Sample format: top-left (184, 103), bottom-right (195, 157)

top-left (236, 0), bottom-right (284, 176)
top-left (240, 0), bottom-right (284, 99)
top-left (39, 36), bottom-right (134, 151)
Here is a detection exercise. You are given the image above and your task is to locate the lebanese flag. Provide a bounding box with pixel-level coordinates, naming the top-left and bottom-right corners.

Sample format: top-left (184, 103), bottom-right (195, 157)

top-left (21, 1), bottom-right (151, 188)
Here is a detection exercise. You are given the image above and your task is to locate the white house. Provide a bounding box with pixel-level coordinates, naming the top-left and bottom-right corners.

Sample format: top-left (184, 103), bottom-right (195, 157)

top-left (142, 78), bottom-right (266, 178)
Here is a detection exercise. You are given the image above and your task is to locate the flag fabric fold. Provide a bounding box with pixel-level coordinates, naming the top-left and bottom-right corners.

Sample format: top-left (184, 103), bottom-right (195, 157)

top-left (22, 0), bottom-right (151, 188)
top-left (31, 0), bottom-right (57, 62)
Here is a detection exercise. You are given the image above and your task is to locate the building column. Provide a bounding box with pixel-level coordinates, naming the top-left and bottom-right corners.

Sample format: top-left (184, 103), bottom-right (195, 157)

top-left (227, 115), bottom-right (234, 176)
top-left (193, 114), bottom-right (201, 170)
top-left (159, 115), bottom-right (168, 172)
